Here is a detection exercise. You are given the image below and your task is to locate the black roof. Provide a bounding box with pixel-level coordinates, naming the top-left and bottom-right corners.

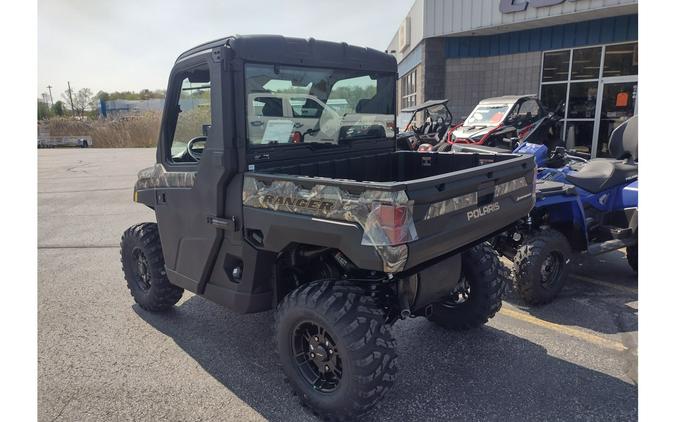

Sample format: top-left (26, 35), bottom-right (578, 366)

top-left (176, 35), bottom-right (397, 73)
top-left (400, 99), bottom-right (449, 113)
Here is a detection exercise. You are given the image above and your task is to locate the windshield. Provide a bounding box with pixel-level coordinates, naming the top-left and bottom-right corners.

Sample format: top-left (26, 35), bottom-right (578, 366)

top-left (426, 104), bottom-right (451, 120)
top-left (245, 63), bottom-right (395, 146)
top-left (464, 104), bottom-right (510, 127)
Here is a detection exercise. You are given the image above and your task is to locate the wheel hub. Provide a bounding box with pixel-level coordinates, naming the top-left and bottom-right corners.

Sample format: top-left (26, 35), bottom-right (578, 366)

top-left (540, 252), bottom-right (563, 287)
top-left (441, 276), bottom-right (471, 309)
top-left (132, 247), bottom-right (151, 290)
top-left (292, 322), bottom-right (342, 392)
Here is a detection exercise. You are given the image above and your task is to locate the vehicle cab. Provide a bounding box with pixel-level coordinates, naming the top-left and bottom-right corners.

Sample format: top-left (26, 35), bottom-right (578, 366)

top-left (451, 95), bottom-right (546, 147)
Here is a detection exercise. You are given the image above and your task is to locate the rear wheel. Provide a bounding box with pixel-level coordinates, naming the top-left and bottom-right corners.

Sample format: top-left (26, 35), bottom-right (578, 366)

top-left (626, 243), bottom-right (638, 272)
top-left (120, 223), bottom-right (183, 312)
top-left (275, 279), bottom-right (397, 421)
top-left (512, 229), bottom-right (571, 305)
top-left (428, 242), bottom-right (506, 330)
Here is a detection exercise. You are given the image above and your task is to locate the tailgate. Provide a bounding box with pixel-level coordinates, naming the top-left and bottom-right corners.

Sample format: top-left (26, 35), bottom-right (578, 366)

top-left (403, 153), bottom-right (536, 270)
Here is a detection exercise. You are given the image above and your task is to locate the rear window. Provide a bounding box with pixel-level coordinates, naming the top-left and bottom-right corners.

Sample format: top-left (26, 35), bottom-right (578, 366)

top-left (245, 63), bottom-right (396, 146)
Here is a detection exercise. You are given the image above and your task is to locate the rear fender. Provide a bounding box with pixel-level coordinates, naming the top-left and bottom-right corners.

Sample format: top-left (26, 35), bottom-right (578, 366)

top-left (536, 195), bottom-right (588, 250)
top-left (616, 180), bottom-right (638, 209)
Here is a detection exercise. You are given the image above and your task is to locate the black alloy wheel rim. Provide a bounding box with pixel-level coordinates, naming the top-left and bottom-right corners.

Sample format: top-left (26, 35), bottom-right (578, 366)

top-left (442, 276), bottom-right (471, 309)
top-left (540, 252), bottom-right (564, 288)
top-left (132, 247), bottom-right (152, 291)
top-left (292, 321), bottom-right (342, 393)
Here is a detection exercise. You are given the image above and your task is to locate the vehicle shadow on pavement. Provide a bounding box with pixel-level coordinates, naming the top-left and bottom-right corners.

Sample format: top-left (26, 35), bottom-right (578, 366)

top-left (502, 250), bottom-right (638, 335)
top-left (135, 295), bottom-right (637, 421)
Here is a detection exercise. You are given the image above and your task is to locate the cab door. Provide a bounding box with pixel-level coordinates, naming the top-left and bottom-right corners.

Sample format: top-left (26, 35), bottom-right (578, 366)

top-left (153, 50), bottom-right (233, 293)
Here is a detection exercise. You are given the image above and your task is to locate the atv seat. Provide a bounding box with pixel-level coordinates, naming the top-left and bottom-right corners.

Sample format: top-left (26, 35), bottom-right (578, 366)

top-left (565, 159), bottom-right (637, 193)
top-left (565, 116), bottom-right (638, 193)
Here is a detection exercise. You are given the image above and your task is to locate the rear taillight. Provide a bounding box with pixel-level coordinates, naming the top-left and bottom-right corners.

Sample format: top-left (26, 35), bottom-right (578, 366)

top-left (374, 204), bottom-right (410, 245)
top-left (291, 131), bottom-right (303, 144)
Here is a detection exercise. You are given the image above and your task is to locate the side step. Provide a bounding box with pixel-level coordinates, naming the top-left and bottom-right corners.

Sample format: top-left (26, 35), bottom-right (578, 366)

top-left (597, 225), bottom-right (633, 240)
top-left (587, 238), bottom-right (636, 255)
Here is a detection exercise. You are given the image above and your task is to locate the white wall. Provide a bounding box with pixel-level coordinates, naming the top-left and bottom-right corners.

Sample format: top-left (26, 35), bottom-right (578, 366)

top-left (424, 0), bottom-right (638, 37)
top-left (388, 0), bottom-right (638, 62)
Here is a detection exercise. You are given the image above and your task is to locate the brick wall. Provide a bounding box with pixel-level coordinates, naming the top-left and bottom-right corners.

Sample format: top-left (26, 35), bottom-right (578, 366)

top-left (442, 51), bottom-right (542, 118)
top-left (422, 38), bottom-right (446, 105)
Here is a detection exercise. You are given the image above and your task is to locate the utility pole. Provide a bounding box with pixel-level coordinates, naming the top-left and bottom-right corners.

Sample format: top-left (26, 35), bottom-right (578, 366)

top-left (46, 85), bottom-right (54, 107)
top-left (67, 81), bottom-right (76, 116)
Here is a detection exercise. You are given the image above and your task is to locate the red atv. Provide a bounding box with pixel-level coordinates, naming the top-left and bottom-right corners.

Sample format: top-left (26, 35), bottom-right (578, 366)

top-left (435, 95), bottom-right (562, 153)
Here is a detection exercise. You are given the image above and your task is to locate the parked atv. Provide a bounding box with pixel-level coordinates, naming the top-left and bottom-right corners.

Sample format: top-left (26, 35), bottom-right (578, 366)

top-left (120, 35), bottom-right (537, 420)
top-left (439, 95), bottom-right (563, 153)
top-left (494, 116), bottom-right (638, 305)
top-left (396, 99), bottom-right (460, 151)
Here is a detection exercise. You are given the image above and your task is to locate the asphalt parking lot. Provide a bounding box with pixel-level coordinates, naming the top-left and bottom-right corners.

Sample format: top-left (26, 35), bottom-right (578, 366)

top-left (38, 148), bottom-right (638, 421)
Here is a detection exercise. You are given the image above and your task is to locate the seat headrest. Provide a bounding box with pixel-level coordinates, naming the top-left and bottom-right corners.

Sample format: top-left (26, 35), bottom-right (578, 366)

top-left (608, 115), bottom-right (638, 161)
top-left (355, 99), bottom-right (369, 113)
top-left (261, 99), bottom-right (283, 117)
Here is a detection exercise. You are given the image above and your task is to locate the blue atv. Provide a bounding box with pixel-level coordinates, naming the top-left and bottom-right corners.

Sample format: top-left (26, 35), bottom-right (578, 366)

top-left (493, 116), bottom-right (638, 305)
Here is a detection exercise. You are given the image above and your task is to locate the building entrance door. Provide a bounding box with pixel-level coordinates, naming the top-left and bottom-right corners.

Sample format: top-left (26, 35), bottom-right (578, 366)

top-left (592, 77), bottom-right (638, 157)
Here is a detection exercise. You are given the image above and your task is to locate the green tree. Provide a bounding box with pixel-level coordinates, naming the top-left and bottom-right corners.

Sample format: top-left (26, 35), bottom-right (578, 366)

top-left (38, 100), bottom-right (50, 120)
top-left (139, 89), bottom-right (152, 100)
top-left (96, 90), bottom-right (110, 102)
top-left (73, 88), bottom-right (94, 116)
top-left (51, 100), bottom-right (66, 116)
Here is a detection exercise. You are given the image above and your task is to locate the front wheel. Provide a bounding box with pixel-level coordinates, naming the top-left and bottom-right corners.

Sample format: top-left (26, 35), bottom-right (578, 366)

top-left (626, 243), bottom-right (638, 272)
top-left (512, 229), bottom-right (572, 305)
top-left (275, 280), bottom-right (397, 421)
top-left (120, 223), bottom-right (183, 312)
top-left (428, 242), bottom-right (506, 330)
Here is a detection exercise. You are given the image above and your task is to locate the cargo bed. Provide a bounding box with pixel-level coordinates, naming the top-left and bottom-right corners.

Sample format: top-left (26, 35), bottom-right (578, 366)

top-left (244, 150), bottom-right (536, 272)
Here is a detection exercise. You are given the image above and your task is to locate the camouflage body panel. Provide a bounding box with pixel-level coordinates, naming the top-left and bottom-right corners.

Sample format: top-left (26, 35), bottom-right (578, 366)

top-left (375, 244), bottom-right (408, 274)
top-left (242, 175), bottom-right (417, 273)
top-left (134, 164), bottom-right (196, 190)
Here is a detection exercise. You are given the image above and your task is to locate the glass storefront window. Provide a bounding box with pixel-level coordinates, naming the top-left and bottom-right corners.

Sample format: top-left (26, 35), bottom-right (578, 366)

top-left (567, 82), bottom-right (598, 119)
top-left (571, 47), bottom-right (602, 80)
top-left (597, 81), bottom-right (638, 158)
top-left (603, 43), bottom-right (638, 77)
top-left (564, 121), bottom-right (595, 154)
top-left (540, 83), bottom-right (567, 112)
top-left (401, 69), bottom-right (417, 109)
top-left (542, 50), bottom-right (570, 82)
top-left (539, 42), bottom-right (638, 158)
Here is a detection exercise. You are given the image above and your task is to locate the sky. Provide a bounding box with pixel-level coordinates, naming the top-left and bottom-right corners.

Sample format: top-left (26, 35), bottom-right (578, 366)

top-left (38, 0), bottom-right (413, 99)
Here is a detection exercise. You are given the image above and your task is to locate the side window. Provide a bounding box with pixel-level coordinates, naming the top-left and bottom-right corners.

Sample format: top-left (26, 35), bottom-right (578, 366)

top-left (168, 65), bottom-right (211, 163)
top-left (291, 98), bottom-right (323, 118)
top-left (258, 97), bottom-right (283, 117)
top-left (518, 100), bottom-right (541, 121)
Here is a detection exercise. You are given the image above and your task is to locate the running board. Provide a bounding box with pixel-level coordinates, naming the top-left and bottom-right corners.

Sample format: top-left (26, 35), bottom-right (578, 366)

top-left (587, 238), bottom-right (636, 255)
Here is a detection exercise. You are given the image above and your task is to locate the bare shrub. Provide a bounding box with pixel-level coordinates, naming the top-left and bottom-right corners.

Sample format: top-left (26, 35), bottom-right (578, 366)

top-left (46, 112), bottom-right (162, 148)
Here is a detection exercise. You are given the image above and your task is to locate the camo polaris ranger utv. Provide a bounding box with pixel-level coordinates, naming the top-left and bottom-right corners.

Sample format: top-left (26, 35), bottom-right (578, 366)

top-left (121, 35), bottom-right (536, 420)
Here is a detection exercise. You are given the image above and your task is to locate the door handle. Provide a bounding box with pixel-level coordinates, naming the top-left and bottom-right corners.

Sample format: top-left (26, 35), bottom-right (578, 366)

top-left (207, 215), bottom-right (237, 231)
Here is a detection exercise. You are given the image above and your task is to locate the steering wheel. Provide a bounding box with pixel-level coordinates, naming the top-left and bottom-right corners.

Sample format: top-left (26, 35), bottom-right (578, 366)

top-left (186, 136), bottom-right (207, 161)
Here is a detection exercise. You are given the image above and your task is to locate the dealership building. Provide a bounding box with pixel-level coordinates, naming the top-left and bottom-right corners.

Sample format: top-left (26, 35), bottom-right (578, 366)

top-left (387, 0), bottom-right (638, 157)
